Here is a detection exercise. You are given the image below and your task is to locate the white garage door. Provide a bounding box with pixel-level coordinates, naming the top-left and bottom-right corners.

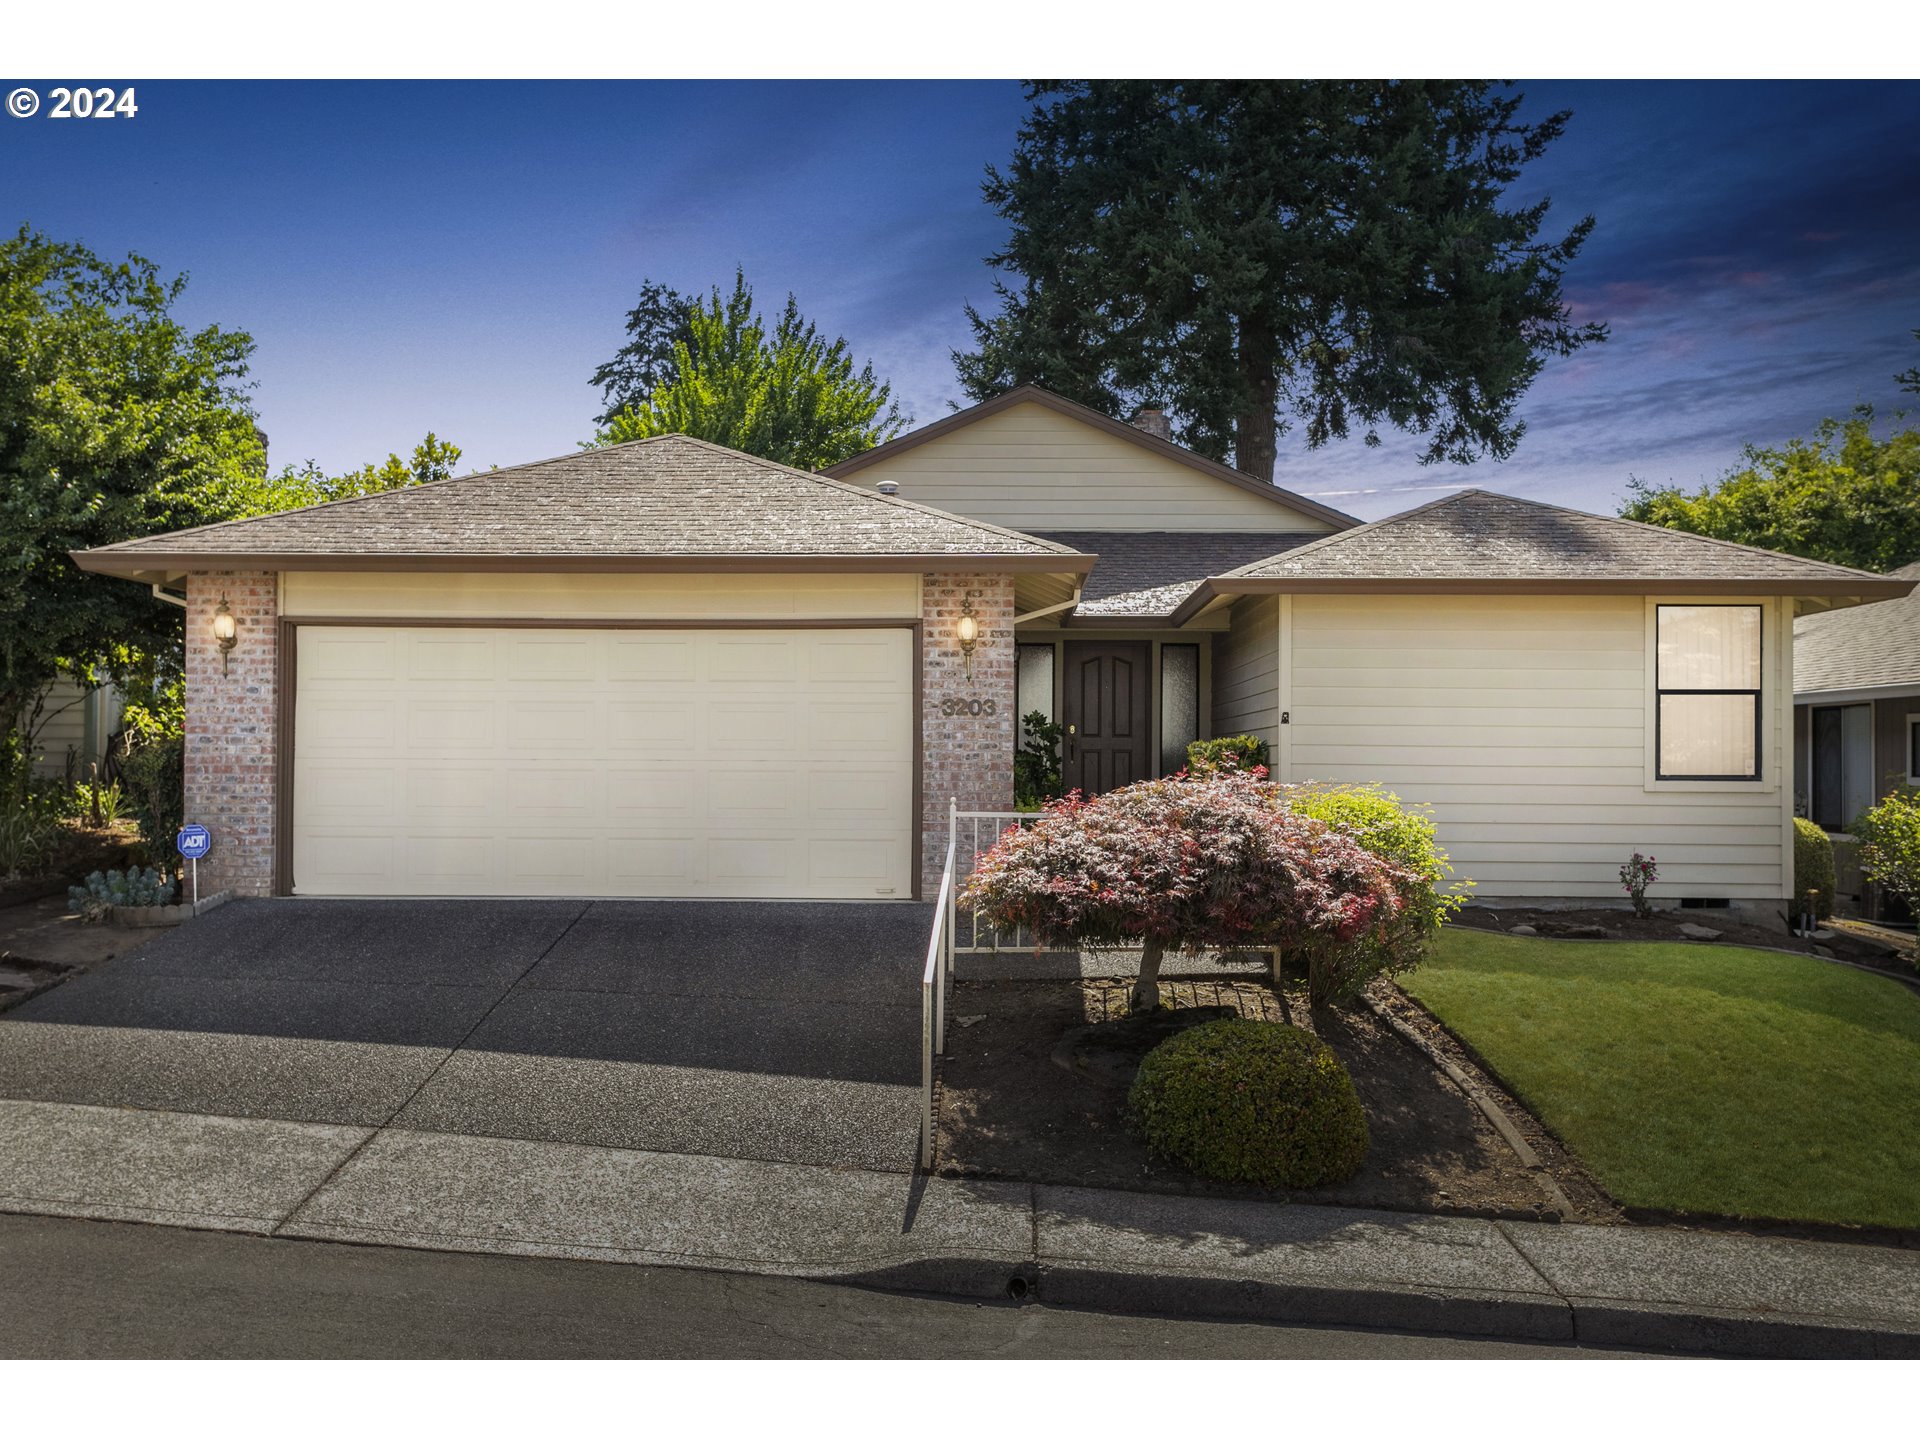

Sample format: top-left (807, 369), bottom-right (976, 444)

top-left (291, 625), bottom-right (915, 899)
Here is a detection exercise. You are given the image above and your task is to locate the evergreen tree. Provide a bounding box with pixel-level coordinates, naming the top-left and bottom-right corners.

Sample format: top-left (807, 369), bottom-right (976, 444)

top-left (956, 81), bottom-right (1606, 481)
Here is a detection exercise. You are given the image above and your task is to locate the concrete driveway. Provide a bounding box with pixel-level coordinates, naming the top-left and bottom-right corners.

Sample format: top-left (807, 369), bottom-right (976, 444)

top-left (0, 898), bottom-right (928, 1171)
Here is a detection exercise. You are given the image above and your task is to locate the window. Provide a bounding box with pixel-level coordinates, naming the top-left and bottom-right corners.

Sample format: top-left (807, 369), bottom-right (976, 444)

top-left (1159, 644), bottom-right (1200, 774)
top-left (1655, 605), bottom-right (1762, 781)
top-left (1810, 704), bottom-right (1872, 831)
top-left (1016, 643), bottom-right (1055, 739)
top-left (1908, 713), bottom-right (1920, 786)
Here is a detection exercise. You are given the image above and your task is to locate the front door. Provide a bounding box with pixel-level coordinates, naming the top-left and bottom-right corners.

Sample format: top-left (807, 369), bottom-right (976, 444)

top-left (1061, 641), bottom-right (1151, 795)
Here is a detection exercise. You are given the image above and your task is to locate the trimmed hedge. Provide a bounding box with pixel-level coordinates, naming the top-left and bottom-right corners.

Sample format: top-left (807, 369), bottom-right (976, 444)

top-left (1128, 1018), bottom-right (1369, 1187)
top-left (1793, 816), bottom-right (1835, 924)
top-left (1186, 734), bottom-right (1270, 775)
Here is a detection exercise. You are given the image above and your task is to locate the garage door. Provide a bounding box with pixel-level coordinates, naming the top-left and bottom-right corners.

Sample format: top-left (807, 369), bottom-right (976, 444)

top-left (291, 626), bottom-right (915, 898)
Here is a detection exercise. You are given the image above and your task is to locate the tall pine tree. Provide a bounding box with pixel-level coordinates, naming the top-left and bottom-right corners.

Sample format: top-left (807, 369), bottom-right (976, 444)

top-left (956, 81), bottom-right (1606, 481)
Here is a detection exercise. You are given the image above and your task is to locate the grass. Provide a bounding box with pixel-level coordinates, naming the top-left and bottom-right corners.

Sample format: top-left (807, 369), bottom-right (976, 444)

top-left (1400, 928), bottom-right (1920, 1230)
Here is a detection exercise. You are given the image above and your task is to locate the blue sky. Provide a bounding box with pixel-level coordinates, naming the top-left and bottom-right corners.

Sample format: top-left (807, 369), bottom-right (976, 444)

top-left (5, 79), bottom-right (1916, 519)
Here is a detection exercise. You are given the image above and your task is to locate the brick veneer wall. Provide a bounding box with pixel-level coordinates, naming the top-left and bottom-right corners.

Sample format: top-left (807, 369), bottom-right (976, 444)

top-left (921, 573), bottom-right (1016, 895)
top-left (183, 571), bottom-right (279, 896)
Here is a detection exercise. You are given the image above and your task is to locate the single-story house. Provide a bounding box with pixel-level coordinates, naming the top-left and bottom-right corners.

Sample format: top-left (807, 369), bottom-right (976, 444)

top-left (1794, 560), bottom-right (1920, 832)
top-left (17, 675), bottom-right (124, 782)
top-left (74, 386), bottom-right (1913, 919)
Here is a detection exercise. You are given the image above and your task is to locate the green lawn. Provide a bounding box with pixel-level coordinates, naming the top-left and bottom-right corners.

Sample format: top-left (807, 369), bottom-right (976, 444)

top-left (1400, 929), bottom-right (1920, 1230)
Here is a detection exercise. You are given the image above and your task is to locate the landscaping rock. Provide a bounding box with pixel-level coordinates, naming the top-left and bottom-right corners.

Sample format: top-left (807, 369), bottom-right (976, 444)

top-left (1507, 924), bottom-right (1539, 937)
top-left (1677, 923), bottom-right (1724, 942)
top-left (1563, 925), bottom-right (1609, 940)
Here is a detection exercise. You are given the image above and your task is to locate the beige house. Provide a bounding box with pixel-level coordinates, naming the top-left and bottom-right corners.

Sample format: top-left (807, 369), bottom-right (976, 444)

top-left (74, 386), bottom-right (1911, 916)
top-left (17, 675), bottom-right (123, 782)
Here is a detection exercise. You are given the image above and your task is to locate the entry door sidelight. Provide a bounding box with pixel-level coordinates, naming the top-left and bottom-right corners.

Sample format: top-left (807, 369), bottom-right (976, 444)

top-left (1061, 641), bottom-right (1151, 795)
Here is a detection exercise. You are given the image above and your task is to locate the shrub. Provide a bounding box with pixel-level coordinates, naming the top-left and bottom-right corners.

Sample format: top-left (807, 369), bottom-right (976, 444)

top-left (962, 771), bottom-right (1417, 1011)
top-left (1289, 784), bottom-right (1468, 1004)
top-left (1013, 710), bottom-right (1064, 809)
top-left (1619, 851), bottom-right (1658, 919)
top-left (1129, 1019), bottom-right (1369, 1187)
top-left (0, 802), bottom-right (62, 880)
top-left (68, 865), bottom-right (177, 922)
top-left (1855, 788), bottom-right (1920, 917)
top-left (1793, 817), bottom-right (1836, 925)
top-left (1185, 734), bottom-right (1270, 776)
top-left (119, 735), bottom-right (184, 867)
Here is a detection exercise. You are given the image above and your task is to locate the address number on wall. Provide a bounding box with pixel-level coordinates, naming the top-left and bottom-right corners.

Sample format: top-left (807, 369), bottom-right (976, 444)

top-left (939, 697), bottom-right (997, 718)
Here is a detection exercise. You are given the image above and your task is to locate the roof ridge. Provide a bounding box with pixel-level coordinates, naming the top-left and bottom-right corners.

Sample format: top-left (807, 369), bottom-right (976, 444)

top-left (1219, 487), bottom-right (1483, 577)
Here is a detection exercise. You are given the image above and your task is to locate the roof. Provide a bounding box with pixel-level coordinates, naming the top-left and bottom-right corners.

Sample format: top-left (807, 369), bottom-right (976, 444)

top-left (72, 434), bottom-right (1094, 579)
top-left (821, 385), bottom-right (1362, 532)
top-left (1794, 561), bottom-right (1920, 697)
top-left (1032, 531), bottom-right (1318, 621)
top-left (1168, 489), bottom-right (1914, 623)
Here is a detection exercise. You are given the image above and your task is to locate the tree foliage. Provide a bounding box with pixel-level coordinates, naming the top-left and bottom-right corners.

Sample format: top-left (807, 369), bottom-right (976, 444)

top-left (262, 432), bottom-right (463, 511)
top-left (0, 227), bottom-right (264, 768)
top-left (592, 272), bottom-right (905, 470)
top-left (955, 81), bottom-right (1605, 481)
top-left (1621, 415), bottom-right (1920, 572)
top-left (590, 280), bottom-right (695, 427)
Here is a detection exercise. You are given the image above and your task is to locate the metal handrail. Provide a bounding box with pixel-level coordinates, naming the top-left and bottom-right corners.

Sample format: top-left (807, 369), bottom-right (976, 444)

top-left (919, 833), bottom-right (957, 1172)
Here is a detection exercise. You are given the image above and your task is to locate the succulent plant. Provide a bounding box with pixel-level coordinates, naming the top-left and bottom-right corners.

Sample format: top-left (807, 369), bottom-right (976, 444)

top-left (68, 865), bottom-right (177, 922)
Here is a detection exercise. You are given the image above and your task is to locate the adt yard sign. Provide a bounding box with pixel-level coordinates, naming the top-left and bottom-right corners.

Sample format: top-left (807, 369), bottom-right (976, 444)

top-left (177, 824), bottom-right (211, 906)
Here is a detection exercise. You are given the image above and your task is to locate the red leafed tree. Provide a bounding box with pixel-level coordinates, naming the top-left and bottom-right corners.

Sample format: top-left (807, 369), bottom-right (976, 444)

top-left (960, 771), bottom-right (1417, 1011)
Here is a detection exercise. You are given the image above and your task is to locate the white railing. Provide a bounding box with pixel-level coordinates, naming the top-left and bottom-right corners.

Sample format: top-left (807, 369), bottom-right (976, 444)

top-left (949, 801), bottom-right (1041, 953)
top-left (918, 829), bottom-right (957, 1172)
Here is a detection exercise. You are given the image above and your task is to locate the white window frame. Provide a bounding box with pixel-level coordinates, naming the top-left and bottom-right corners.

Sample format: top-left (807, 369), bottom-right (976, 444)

top-left (1642, 596), bottom-right (1780, 794)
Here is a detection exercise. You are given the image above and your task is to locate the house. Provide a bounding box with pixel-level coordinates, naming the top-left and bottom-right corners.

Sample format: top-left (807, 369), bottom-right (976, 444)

top-left (17, 675), bottom-right (124, 782)
top-left (1794, 561), bottom-right (1920, 832)
top-left (73, 387), bottom-right (1912, 920)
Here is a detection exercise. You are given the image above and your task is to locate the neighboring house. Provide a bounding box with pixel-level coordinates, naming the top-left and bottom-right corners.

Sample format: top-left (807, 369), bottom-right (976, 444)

top-left (1793, 561), bottom-right (1920, 918)
top-left (73, 387), bottom-right (1911, 920)
top-left (17, 675), bottom-right (123, 782)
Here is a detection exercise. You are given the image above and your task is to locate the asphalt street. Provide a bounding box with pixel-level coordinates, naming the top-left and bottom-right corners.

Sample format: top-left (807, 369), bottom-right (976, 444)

top-left (0, 1213), bottom-right (1659, 1359)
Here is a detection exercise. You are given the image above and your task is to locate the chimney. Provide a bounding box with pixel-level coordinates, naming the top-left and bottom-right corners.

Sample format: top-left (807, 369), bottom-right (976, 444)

top-left (876, 479), bottom-right (900, 496)
top-left (1130, 406), bottom-right (1172, 442)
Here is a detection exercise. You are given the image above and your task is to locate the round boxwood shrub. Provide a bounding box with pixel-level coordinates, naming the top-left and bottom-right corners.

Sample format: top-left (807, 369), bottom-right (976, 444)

top-left (1128, 1019), bottom-right (1369, 1188)
top-left (1793, 816), bottom-right (1836, 925)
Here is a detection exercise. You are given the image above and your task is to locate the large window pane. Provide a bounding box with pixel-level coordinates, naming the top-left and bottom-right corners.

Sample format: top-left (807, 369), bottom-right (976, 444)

top-left (1159, 644), bottom-right (1199, 775)
top-left (1660, 693), bottom-right (1758, 779)
top-left (1016, 643), bottom-right (1055, 740)
top-left (1658, 606), bottom-right (1761, 689)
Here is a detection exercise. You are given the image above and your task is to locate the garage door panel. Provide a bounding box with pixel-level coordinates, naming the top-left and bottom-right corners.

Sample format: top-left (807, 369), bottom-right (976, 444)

top-left (295, 625), bottom-right (913, 898)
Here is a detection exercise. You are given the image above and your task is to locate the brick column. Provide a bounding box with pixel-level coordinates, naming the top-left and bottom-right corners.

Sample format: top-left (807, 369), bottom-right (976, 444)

top-left (183, 571), bottom-right (279, 896)
top-left (921, 573), bottom-right (1016, 895)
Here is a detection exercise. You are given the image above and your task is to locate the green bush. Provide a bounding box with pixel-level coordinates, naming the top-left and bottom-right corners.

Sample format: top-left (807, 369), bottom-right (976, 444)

top-left (1855, 788), bottom-right (1920, 917)
top-left (1793, 817), bottom-right (1836, 925)
top-left (1287, 784), bottom-right (1467, 1006)
top-left (1014, 709), bottom-right (1064, 807)
top-left (119, 735), bottom-right (184, 868)
top-left (0, 802), bottom-right (62, 880)
top-left (1129, 1018), bottom-right (1369, 1187)
top-left (1186, 734), bottom-right (1270, 776)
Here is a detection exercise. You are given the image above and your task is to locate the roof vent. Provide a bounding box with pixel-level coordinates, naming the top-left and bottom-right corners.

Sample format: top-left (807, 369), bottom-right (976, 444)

top-left (876, 479), bottom-right (900, 496)
top-left (1130, 407), bottom-right (1172, 442)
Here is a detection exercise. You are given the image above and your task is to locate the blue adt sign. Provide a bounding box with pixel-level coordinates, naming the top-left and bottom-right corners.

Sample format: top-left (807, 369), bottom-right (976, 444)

top-left (176, 824), bottom-right (212, 861)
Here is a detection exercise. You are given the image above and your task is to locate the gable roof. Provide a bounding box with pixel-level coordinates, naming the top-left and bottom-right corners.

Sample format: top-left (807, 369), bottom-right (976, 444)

top-left (73, 433), bottom-right (1095, 580)
top-left (821, 385), bottom-right (1362, 532)
top-left (1168, 489), bottom-right (1914, 623)
top-left (1794, 560), bottom-right (1920, 697)
top-left (1031, 531), bottom-right (1319, 621)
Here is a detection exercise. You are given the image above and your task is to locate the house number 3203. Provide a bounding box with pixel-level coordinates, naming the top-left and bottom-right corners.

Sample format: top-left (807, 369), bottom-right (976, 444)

top-left (940, 697), bottom-right (996, 718)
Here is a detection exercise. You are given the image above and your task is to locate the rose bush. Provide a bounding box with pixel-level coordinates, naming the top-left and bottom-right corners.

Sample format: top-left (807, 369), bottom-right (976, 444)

top-left (961, 770), bottom-right (1422, 1010)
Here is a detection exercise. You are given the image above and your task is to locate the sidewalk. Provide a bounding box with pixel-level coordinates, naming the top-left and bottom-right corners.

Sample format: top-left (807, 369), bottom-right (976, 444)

top-left (2, 1095), bottom-right (1917, 1358)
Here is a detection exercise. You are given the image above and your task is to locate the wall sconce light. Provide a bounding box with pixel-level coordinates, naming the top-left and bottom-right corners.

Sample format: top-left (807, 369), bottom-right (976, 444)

top-left (212, 596), bottom-right (238, 675)
top-left (956, 596), bottom-right (981, 681)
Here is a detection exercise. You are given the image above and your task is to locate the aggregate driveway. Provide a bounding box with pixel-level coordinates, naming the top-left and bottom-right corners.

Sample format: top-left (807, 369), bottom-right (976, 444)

top-left (0, 898), bottom-right (928, 1172)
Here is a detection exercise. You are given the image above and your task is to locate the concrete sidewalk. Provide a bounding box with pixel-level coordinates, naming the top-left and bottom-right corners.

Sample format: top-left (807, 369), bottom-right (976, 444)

top-left (2, 1097), bottom-right (1917, 1357)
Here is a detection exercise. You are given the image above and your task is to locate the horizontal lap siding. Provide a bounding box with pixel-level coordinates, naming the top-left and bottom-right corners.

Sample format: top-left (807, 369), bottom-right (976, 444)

top-left (1212, 595), bottom-right (1280, 746)
top-left (854, 403), bottom-right (1333, 534)
top-left (1289, 594), bottom-right (1789, 899)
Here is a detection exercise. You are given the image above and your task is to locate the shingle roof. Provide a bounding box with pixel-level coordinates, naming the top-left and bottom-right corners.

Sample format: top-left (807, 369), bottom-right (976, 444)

top-left (1164, 489), bottom-right (1909, 623)
top-left (1794, 561), bottom-right (1920, 696)
top-left (1033, 531), bottom-right (1318, 619)
top-left (74, 434), bottom-right (1089, 576)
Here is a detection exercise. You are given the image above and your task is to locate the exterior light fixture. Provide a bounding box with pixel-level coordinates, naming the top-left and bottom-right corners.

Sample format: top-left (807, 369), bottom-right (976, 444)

top-left (212, 596), bottom-right (238, 674)
top-left (956, 597), bottom-right (981, 681)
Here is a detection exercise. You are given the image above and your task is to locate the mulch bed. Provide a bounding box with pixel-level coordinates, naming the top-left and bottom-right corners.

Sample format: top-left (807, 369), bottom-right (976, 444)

top-left (0, 822), bottom-right (143, 909)
top-left (933, 973), bottom-right (1621, 1224)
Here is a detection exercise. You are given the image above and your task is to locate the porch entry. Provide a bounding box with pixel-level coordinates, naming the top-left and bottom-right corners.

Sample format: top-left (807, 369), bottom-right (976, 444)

top-left (1062, 640), bottom-right (1152, 794)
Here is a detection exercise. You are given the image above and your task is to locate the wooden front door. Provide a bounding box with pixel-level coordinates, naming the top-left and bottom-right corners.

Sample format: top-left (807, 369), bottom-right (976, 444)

top-left (1062, 641), bottom-right (1151, 795)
